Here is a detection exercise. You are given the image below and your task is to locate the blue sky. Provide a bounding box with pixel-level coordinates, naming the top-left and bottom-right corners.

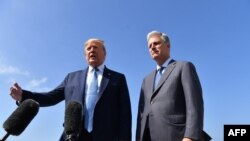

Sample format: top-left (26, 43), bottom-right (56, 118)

top-left (1, 0), bottom-right (250, 141)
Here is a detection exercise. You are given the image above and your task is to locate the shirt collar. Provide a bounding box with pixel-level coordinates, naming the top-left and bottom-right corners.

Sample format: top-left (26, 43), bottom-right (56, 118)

top-left (156, 57), bottom-right (172, 70)
top-left (88, 63), bottom-right (105, 73)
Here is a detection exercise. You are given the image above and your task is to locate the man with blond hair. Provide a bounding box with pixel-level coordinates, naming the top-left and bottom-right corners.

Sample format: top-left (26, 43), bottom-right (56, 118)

top-left (10, 38), bottom-right (132, 141)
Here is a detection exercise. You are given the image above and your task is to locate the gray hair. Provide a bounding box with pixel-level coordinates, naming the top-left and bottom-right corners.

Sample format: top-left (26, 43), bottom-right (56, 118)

top-left (147, 30), bottom-right (170, 44)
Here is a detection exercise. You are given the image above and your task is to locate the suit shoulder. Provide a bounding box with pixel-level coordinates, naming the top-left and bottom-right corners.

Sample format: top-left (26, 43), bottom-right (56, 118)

top-left (107, 68), bottom-right (124, 75)
top-left (144, 70), bottom-right (155, 80)
top-left (174, 60), bottom-right (195, 67)
top-left (106, 68), bottom-right (126, 77)
top-left (66, 70), bottom-right (85, 77)
top-left (174, 61), bottom-right (198, 73)
top-left (68, 70), bottom-right (84, 74)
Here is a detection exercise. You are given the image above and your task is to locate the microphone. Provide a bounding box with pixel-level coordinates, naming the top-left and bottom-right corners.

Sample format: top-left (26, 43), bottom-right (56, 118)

top-left (1, 99), bottom-right (39, 141)
top-left (64, 101), bottom-right (82, 141)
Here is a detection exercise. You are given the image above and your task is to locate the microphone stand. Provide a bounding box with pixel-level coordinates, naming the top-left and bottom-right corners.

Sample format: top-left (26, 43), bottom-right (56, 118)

top-left (0, 133), bottom-right (10, 141)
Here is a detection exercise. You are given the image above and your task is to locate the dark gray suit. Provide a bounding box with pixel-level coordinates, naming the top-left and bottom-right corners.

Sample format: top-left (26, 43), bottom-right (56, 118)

top-left (21, 66), bottom-right (132, 141)
top-left (136, 60), bottom-right (207, 141)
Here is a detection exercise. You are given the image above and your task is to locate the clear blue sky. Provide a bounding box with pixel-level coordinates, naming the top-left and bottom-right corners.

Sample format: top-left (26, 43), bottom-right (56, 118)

top-left (1, 0), bottom-right (250, 141)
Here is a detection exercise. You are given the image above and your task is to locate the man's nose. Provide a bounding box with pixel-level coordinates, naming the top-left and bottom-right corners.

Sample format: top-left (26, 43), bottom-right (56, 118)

top-left (151, 45), bottom-right (156, 50)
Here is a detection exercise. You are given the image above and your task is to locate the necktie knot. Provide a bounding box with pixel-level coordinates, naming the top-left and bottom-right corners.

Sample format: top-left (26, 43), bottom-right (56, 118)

top-left (92, 67), bottom-right (98, 72)
top-left (93, 67), bottom-right (98, 71)
top-left (154, 66), bottom-right (165, 90)
top-left (158, 66), bottom-right (165, 75)
top-left (92, 67), bottom-right (99, 78)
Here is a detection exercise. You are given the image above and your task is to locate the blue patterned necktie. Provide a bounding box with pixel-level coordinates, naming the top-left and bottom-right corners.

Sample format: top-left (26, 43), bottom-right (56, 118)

top-left (154, 67), bottom-right (165, 90)
top-left (85, 68), bottom-right (99, 132)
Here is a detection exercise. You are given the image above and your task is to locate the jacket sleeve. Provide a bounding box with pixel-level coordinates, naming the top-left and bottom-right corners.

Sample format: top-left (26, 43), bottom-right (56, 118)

top-left (181, 62), bottom-right (204, 140)
top-left (21, 75), bottom-right (68, 106)
top-left (136, 79), bottom-right (145, 141)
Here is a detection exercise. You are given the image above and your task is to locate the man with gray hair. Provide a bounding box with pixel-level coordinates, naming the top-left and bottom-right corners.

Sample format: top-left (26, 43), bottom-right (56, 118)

top-left (136, 31), bottom-right (211, 141)
top-left (9, 38), bottom-right (132, 141)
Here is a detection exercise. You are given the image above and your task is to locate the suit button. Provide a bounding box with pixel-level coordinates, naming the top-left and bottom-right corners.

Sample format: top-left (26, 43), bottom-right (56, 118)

top-left (150, 101), bottom-right (154, 104)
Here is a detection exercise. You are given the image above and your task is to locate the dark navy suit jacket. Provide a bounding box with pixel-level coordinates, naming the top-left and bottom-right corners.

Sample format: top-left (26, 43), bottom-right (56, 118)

top-left (22, 66), bottom-right (132, 141)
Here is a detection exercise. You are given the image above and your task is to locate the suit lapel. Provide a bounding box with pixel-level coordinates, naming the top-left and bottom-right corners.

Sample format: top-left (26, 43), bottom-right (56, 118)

top-left (148, 71), bottom-right (156, 94)
top-left (151, 60), bottom-right (176, 99)
top-left (81, 68), bottom-right (88, 102)
top-left (98, 67), bottom-right (110, 100)
top-left (82, 66), bottom-right (110, 107)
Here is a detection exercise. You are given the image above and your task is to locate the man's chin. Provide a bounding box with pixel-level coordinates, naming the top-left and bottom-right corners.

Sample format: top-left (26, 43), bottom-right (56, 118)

top-left (151, 55), bottom-right (159, 60)
top-left (89, 61), bottom-right (98, 67)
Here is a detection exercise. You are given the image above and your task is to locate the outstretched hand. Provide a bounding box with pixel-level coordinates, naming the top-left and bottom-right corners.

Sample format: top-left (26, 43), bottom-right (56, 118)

top-left (10, 81), bottom-right (23, 101)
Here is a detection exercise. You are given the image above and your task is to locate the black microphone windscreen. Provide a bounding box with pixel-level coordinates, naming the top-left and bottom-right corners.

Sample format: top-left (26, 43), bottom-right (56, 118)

top-left (64, 101), bottom-right (82, 135)
top-left (3, 99), bottom-right (39, 136)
